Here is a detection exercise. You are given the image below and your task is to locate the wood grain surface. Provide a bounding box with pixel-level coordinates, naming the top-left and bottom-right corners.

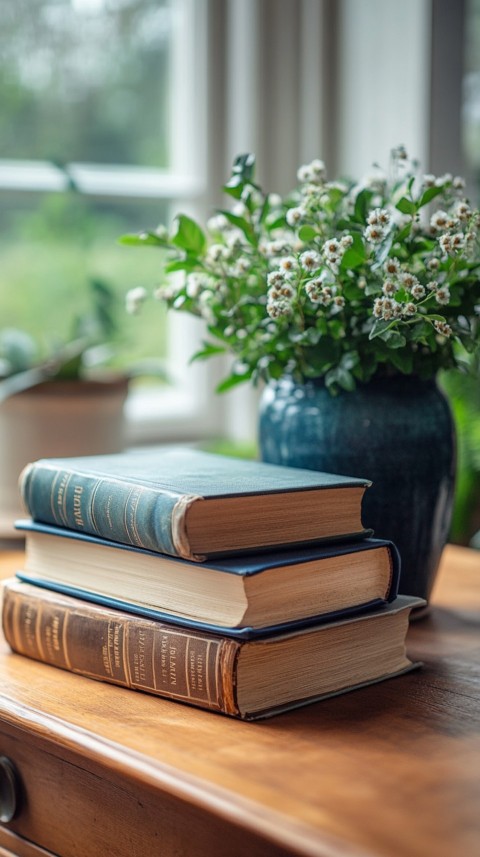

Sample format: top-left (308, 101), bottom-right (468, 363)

top-left (0, 544), bottom-right (478, 857)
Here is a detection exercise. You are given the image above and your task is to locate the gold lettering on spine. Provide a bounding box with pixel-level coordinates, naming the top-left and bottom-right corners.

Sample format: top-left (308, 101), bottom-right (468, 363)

top-left (124, 486), bottom-right (148, 549)
top-left (62, 611), bottom-right (72, 670)
top-left (72, 485), bottom-right (85, 527)
top-left (34, 603), bottom-right (46, 661)
top-left (89, 480), bottom-right (103, 535)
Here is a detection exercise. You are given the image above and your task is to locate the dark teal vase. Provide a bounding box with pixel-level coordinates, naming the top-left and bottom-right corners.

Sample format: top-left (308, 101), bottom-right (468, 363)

top-left (259, 375), bottom-right (456, 603)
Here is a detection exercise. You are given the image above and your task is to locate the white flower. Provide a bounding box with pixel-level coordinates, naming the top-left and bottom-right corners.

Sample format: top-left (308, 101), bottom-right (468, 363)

top-left (125, 286), bottom-right (147, 315)
top-left (383, 257), bottom-right (401, 277)
top-left (433, 320), bottom-right (453, 337)
top-left (411, 284), bottom-right (426, 300)
top-left (225, 229), bottom-right (247, 249)
top-left (382, 279), bottom-right (397, 296)
top-left (435, 287), bottom-right (450, 305)
top-left (186, 273), bottom-right (209, 298)
top-left (300, 250), bottom-right (321, 271)
top-left (334, 296), bottom-right (345, 308)
top-left (305, 280), bottom-right (332, 305)
top-left (297, 164), bottom-right (313, 183)
top-left (268, 283), bottom-right (295, 302)
top-left (266, 298), bottom-right (293, 318)
top-left (268, 193), bottom-right (283, 207)
top-left (399, 272), bottom-right (420, 291)
top-left (367, 208), bottom-right (390, 227)
top-left (231, 201), bottom-right (248, 217)
top-left (322, 238), bottom-right (341, 260)
top-left (423, 174), bottom-right (436, 187)
top-left (231, 257), bottom-right (252, 275)
top-left (286, 206), bottom-right (306, 227)
top-left (430, 210), bottom-right (449, 232)
top-left (297, 159), bottom-right (326, 185)
top-left (364, 224), bottom-right (386, 244)
top-left (427, 258), bottom-right (440, 271)
top-left (207, 214), bottom-right (229, 233)
top-left (403, 302), bottom-right (417, 317)
top-left (267, 270), bottom-right (286, 288)
top-left (453, 176), bottom-right (466, 190)
top-left (439, 234), bottom-right (453, 255)
top-left (340, 234), bottom-right (354, 250)
top-left (279, 256), bottom-right (298, 274)
top-left (454, 201), bottom-right (471, 222)
top-left (310, 159), bottom-right (326, 182)
top-left (206, 243), bottom-right (229, 264)
top-left (451, 232), bottom-right (465, 251)
top-left (154, 284), bottom-right (177, 301)
top-left (266, 239), bottom-right (292, 256)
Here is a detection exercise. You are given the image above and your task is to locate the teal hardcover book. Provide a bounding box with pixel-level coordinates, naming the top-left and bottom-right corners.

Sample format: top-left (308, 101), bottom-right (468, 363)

top-left (19, 447), bottom-right (372, 561)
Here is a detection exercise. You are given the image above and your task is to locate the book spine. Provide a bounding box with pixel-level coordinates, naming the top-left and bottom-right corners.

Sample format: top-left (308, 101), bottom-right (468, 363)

top-left (19, 463), bottom-right (198, 559)
top-left (2, 584), bottom-right (241, 717)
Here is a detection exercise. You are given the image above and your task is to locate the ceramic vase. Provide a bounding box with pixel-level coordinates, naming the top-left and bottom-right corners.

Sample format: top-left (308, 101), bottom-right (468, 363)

top-left (259, 374), bottom-right (456, 604)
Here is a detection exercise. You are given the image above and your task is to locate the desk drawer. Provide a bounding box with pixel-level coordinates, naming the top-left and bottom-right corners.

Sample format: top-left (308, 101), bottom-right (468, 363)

top-left (0, 724), bottom-right (294, 857)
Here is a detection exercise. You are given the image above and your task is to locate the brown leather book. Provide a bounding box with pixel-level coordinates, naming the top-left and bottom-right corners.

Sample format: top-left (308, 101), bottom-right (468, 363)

top-left (2, 579), bottom-right (422, 720)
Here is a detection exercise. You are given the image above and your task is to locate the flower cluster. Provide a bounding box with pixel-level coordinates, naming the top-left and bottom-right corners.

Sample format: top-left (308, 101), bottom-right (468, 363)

top-left (122, 149), bottom-right (480, 394)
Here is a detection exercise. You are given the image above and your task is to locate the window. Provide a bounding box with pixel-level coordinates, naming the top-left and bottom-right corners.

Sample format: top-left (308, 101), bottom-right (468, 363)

top-left (0, 0), bottom-right (216, 443)
top-left (1, 0), bottom-right (473, 448)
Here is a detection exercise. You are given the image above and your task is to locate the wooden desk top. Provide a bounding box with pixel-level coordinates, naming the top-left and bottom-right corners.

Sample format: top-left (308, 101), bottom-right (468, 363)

top-left (0, 544), bottom-right (478, 857)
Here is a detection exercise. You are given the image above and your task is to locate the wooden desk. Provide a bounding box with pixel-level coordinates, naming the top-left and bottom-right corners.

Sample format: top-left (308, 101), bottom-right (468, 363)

top-left (0, 545), bottom-right (477, 857)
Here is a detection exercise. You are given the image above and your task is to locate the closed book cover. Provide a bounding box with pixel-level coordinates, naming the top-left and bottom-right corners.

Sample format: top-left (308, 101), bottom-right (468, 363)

top-left (2, 580), bottom-right (423, 721)
top-left (16, 519), bottom-right (400, 638)
top-left (19, 446), bottom-right (372, 561)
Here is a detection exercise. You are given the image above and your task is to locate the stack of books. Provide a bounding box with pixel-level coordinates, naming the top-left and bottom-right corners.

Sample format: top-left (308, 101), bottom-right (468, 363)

top-left (2, 447), bottom-right (422, 720)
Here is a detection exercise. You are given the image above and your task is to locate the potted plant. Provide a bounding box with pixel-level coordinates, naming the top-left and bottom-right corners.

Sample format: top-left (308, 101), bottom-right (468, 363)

top-left (121, 147), bottom-right (480, 603)
top-left (0, 279), bottom-right (130, 537)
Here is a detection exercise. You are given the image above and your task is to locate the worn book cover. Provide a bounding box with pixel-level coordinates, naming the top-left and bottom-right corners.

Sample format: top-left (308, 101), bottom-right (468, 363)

top-left (19, 446), bottom-right (372, 560)
top-left (2, 580), bottom-right (423, 721)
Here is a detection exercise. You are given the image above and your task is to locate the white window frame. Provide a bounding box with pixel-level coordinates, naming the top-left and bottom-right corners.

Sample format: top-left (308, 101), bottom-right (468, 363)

top-left (0, 0), bottom-right (223, 445)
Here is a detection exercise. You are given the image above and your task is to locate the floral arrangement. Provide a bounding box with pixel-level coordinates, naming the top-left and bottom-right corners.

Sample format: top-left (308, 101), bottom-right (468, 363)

top-left (123, 147), bottom-right (480, 394)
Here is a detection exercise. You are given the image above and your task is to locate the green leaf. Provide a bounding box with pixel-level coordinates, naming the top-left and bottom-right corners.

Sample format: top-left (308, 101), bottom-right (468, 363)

top-left (266, 214), bottom-right (287, 231)
top-left (190, 343), bottom-right (226, 362)
top-left (353, 189), bottom-right (373, 223)
top-left (394, 222), bottom-right (412, 242)
top-left (395, 197), bottom-right (416, 216)
top-left (170, 214), bottom-right (206, 255)
top-left (231, 153), bottom-right (256, 182)
top-left (418, 185), bottom-right (444, 208)
top-left (410, 320), bottom-right (434, 343)
top-left (118, 231), bottom-right (167, 247)
top-left (388, 349), bottom-right (414, 374)
top-left (223, 175), bottom-right (244, 198)
top-left (298, 224), bottom-right (317, 242)
top-left (218, 210), bottom-right (255, 243)
top-left (369, 319), bottom-right (395, 340)
top-left (341, 232), bottom-right (367, 271)
top-left (216, 368), bottom-right (252, 393)
top-left (165, 255), bottom-right (201, 273)
top-left (381, 330), bottom-right (407, 349)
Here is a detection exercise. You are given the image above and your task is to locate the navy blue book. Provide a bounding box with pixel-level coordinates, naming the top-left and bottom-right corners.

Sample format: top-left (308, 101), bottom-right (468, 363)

top-left (18, 446), bottom-right (372, 561)
top-left (15, 519), bottom-right (400, 638)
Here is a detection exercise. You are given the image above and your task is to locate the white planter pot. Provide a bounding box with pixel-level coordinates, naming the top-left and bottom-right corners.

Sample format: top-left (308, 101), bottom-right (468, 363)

top-left (0, 377), bottom-right (129, 537)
